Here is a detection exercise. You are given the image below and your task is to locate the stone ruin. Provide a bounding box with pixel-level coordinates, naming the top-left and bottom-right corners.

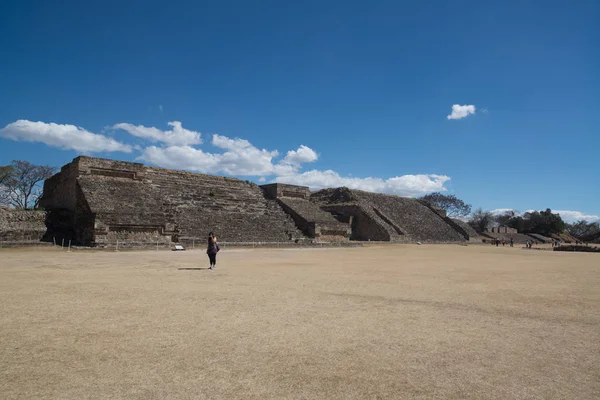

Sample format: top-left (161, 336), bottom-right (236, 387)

top-left (0, 156), bottom-right (476, 247)
top-left (487, 226), bottom-right (517, 234)
top-left (448, 218), bottom-right (481, 243)
top-left (311, 187), bottom-right (470, 243)
top-left (261, 183), bottom-right (352, 242)
top-left (0, 207), bottom-right (47, 243)
top-left (39, 156), bottom-right (302, 247)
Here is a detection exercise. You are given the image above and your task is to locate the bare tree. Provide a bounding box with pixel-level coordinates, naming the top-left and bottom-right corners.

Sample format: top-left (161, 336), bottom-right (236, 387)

top-left (468, 208), bottom-right (494, 233)
top-left (420, 192), bottom-right (472, 218)
top-left (565, 220), bottom-right (600, 239)
top-left (0, 165), bottom-right (12, 185)
top-left (0, 161), bottom-right (56, 209)
top-left (493, 210), bottom-right (517, 226)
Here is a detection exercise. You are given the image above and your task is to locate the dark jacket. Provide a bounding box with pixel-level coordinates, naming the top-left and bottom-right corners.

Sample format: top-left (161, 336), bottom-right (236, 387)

top-left (207, 240), bottom-right (220, 255)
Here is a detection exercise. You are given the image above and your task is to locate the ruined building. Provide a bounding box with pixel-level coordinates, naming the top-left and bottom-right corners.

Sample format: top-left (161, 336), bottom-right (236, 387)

top-left (0, 207), bottom-right (47, 243)
top-left (36, 156), bottom-right (473, 246)
top-left (39, 157), bottom-right (302, 246)
top-left (311, 188), bottom-right (469, 243)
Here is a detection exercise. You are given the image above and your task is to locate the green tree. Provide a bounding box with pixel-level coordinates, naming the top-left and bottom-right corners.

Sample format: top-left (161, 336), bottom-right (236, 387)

top-left (506, 216), bottom-right (525, 232)
top-left (420, 192), bottom-right (472, 218)
top-left (521, 209), bottom-right (565, 235)
top-left (0, 161), bottom-right (56, 209)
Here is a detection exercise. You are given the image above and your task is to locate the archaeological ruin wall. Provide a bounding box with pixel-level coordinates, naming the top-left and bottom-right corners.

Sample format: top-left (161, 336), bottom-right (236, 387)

top-left (40, 157), bottom-right (303, 247)
top-left (0, 208), bottom-right (47, 243)
top-left (487, 226), bottom-right (518, 234)
top-left (312, 188), bottom-right (467, 243)
top-left (261, 184), bottom-right (351, 242)
top-left (32, 157), bottom-right (474, 247)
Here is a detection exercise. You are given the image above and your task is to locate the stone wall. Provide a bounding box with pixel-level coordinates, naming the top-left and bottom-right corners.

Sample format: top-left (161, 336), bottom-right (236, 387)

top-left (41, 161), bottom-right (79, 211)
top-left (487, 226), bottom-right (517, 234)
top-left (261, 183), bottom-right (311, 200)
top-left (554, 245), bottom-right (600, 252)
top-left (40, 156), bottom-right (304, 246)
top-left (526, 233), bottom-right (553, 243)
top-left (0, 208), bottom-right (47, 242)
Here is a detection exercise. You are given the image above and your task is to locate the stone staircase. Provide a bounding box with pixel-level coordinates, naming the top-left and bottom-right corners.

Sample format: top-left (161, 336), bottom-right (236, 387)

top-left (276, 197), bottom-right (351, 241)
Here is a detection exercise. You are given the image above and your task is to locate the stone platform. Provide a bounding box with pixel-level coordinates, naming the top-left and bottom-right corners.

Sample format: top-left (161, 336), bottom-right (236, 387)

top-left (40, 157), bottom-right (303, 246)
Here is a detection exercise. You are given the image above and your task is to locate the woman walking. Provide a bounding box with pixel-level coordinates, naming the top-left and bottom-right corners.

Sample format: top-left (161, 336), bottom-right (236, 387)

top-left (207, 232), bottom-right (220, 270)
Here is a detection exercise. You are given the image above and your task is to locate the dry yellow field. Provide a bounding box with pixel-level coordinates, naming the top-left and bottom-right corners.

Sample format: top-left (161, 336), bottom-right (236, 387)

top-left (1, 244), bottom-right (599, 399)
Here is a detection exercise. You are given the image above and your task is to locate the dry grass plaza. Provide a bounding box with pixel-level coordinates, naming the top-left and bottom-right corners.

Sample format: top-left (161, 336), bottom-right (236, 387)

top-left (1, 244), bottom-right (599, 399)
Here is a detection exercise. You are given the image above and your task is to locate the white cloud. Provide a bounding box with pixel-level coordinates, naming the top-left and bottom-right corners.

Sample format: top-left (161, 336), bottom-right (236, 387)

top-left (489, 208), bottom-right (599, 223)
top-left (447, 104), bottom-right (476, 120)
top-left (0, 120), bottom-right (132, 153)
top-left (138, 133), bottom-right (449, 196)
top-left (138, 133), bottom-right (291, 176)
top-left (212, 134), bottom-right (265, 153)
top-left (274, 170), bottom-right (450, 197)
top-left (158, 105), bottom-right (163, 112)
top-left (282, 145), bottom-right (318, 165)
top-left (490, 208), bottom-right (518, 215)
top-left (113, 121), bottom-right (202, 146)
top-left (554, 210), bottom-right (599, 223)
top-left (0, 118), bottom-right (453, 198)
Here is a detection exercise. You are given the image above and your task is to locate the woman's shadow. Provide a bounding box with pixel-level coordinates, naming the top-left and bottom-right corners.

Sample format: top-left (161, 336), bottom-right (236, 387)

top-left (178, 267), bottom-right (211, 270)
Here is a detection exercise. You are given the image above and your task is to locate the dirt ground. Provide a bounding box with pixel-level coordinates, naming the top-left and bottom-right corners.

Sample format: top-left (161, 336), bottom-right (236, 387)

top-left (1, 244), bottom-right (599, 399)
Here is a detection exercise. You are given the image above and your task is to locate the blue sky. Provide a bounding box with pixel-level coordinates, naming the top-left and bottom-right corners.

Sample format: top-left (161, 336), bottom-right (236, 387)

top-left (1, 0), bottom-right (598, 222)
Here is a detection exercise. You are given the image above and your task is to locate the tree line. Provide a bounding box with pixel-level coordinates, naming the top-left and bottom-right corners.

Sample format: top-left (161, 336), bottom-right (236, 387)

top-left (421, 192), bottom-right (599, 239)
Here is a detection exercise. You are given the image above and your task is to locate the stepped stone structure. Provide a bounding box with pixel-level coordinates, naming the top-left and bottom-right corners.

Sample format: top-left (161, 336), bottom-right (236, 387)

top-left (261, 183), bottom-right (351, 242)
top-left (0, 207), bottom-right (46, 242)
top-left (550, 233), bottom-right (577, 243)
top-left (450, 218), bottom-right (481, 242)
top-left (39, 157), bottom-right (303, 246)
top-left (311, 188), bottom-right (467, 243)
top-left (24, 156), bottom-right (475, 247)
top-left (526, 233), bottom-right (553, 243)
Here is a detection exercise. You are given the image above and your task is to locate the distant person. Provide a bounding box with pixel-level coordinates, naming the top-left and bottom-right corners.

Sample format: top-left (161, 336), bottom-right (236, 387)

top-left (495, 238), bottom-right (499, 247)
top-left (510, 238), bottom-right (514, 247)
top-left (502, 239), bottom-right (506, 247)
top-left (206, 232), bottom-right (220, 270)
